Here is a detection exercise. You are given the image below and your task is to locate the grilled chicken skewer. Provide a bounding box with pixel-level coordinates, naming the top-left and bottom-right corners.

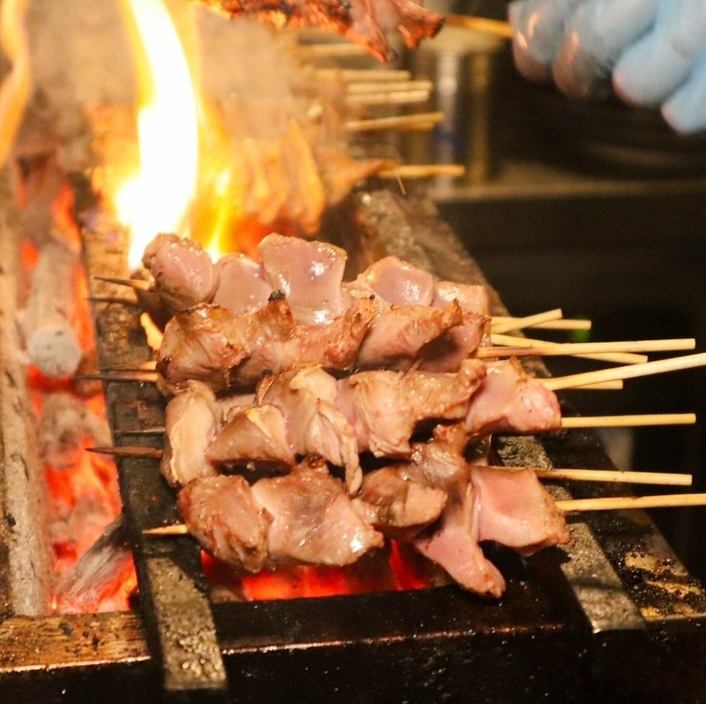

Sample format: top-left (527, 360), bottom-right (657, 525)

top-left (193, 0), bottom-right (444, 63)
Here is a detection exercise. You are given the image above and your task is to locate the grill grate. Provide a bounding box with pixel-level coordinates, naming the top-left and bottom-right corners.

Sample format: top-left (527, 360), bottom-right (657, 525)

top-left (2, 180), bottom-right (705, 702)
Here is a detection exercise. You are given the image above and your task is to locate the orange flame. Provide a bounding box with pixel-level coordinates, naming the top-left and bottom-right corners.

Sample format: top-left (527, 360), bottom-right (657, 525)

top-left (115, 0), bottom-right (200, 268)
top-left (112, 0), bottom-right (249, 267)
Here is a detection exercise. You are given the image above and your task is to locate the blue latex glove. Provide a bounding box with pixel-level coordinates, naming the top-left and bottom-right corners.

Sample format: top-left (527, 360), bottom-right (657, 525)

top-left (509, 0), bottom-right (706, 134)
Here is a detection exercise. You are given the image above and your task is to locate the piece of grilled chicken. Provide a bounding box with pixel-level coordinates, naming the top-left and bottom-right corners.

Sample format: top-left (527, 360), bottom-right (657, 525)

top-left (194, 0), bottom-right (444, 62)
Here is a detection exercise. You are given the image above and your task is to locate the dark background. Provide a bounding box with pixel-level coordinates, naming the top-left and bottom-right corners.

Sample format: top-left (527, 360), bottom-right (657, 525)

top-left (415, 4), bottom-right (706, 583)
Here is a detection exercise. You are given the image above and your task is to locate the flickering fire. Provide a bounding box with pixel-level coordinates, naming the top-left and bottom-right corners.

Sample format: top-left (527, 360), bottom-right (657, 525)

top-left (115, 0), bottom-right (200, 268)
top-left (113, 0), bottom-right (248, 267)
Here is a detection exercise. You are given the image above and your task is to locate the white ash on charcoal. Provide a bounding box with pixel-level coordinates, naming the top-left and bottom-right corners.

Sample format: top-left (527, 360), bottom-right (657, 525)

top-left (17, 238), bottom-right (82, 378)
top-left (54, 516), bottom-right (134, 614)
top-left (39, 392), bottom-right (111, 469)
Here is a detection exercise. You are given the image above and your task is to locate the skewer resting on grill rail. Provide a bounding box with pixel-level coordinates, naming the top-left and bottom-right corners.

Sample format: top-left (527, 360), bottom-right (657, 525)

top-left (75, 371), bottom-right (624, 391)
top-left (141, 489), bottom-right (706, 539)
top-left (87, 412), bottom-right (697, 460)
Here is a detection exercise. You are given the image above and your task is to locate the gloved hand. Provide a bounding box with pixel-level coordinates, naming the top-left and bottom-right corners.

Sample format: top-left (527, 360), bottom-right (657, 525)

top-left (509, 0), bottom-right (706, 134)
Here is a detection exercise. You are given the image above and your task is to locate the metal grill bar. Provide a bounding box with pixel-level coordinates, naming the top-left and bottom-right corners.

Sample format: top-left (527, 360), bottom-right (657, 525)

top-left (80, 217), bottom-right (227, 693)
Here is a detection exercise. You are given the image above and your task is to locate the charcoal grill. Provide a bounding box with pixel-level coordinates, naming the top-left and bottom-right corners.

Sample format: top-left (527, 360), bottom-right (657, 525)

top-left (1, 178), bottom-right (706, 703)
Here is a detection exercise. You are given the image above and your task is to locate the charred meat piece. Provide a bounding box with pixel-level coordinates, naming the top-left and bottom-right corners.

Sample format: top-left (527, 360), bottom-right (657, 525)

top-left (418, 282), bottom-right (491, 372)
top-left (157, 304), bottom-right (251, 392)
top-left (178, 475), bottom-right (269, 572)
top-left (357, 301), bottom-right (465, 368)
top-left (258, 233), bottom-right (349, 325)
top-left (471, 467), bottom-right (570, 554)
top-left (257, 366), bottom-right (362, 492)
top-left (196, 0), bottom-right (444, 63)
top-left (404, 423), bottom-right (471, 491)
top-left (212, 254), bottom-right (272, 315)
top-left (252, 456), bottom-right (383, 566)
top-left (161, 381), bottom-right (221, 487)
top-left (206, 404), bottom-right (295, 468)
top-left (142, 234), bottom-right (218, 312)
top-left (207, 362), bottom-right (485, 493)
top-left (465, 359), bottom-right (562, 436)
top-left (337, 359), bottom-right (486, 457)
top-left (157, 295), bottom-right (376, 391)
top-left (353, 467), bottom-right (447, 533)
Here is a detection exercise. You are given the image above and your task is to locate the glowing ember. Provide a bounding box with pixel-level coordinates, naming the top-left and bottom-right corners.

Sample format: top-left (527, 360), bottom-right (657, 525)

top-left (202, 542), bottom-right (435, 602)
top-left (115, 0), bottom-right (200, 269)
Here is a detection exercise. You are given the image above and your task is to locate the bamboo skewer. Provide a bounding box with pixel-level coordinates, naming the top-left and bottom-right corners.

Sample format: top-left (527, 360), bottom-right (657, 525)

top-left (491, 316), bottom-right (592, 332)
top-left (347, 80), bottom-right (433, 95)
top-left (142, 487), bottom-right (703, 538)
top-left (490, 333), bottom-right (645, 365)
top-left (490, 309), bottom-right (563, 335)
top-left (574, 380), bottom-right (624, 391)
top-left (91, 414), bottom-right (696, 461)
top-left (315, 68), bottom-right (412, 82)
top-left (298, 42), bottom-right (368, 59)
top-left (92, 275), bottom-right (152, 291)
top-left (484, 336), bottom-right (696, 365)
top-left (345, 112), bottom-right (444, 133)
top-left (445, 14), bottom-right (514, 39)
top-left (556, 493), bottom-right (706, 513)
top-left (74, 373), bottom-right (158, 384)
top-left (145, 524), bottom-right (190, 537)
top-left (346, 90), bottom-right (431, 107)
top-left (88, 446), bottom-right (163, 459)
top-left (491, 467), bottom-right (692, 486)
top-left (560, 413), bottom-right (696, 428)
top-left (477, 345), bottom-right (647, 364)
top-left (545, 352), bottom-right (706, 392)
top-left (379, 164), bottom-right (465, 180)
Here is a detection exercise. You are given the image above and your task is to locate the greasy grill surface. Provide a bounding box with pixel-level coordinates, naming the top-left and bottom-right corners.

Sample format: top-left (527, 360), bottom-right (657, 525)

top-left (2, 180), bottom-right (704, 702)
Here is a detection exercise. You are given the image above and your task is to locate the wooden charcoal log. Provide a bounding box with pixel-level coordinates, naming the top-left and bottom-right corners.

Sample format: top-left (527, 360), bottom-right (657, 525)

top-left (39, 391), bottom-right (112, 468)
top-left (17, 239), bottom-right (81, 378)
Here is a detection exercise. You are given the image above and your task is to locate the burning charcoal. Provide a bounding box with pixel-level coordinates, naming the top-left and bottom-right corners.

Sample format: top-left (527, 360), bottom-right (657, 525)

top-left (54, 516), bottom-right (135, 614)
top-left (17, 239), bottom-right (81, 378)
top-left (40, 392), bottom-right (111, 468)
top-left (16, 153), bottom-right (65, 245)
top-left (161, 380), bottom-right (220, 487)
